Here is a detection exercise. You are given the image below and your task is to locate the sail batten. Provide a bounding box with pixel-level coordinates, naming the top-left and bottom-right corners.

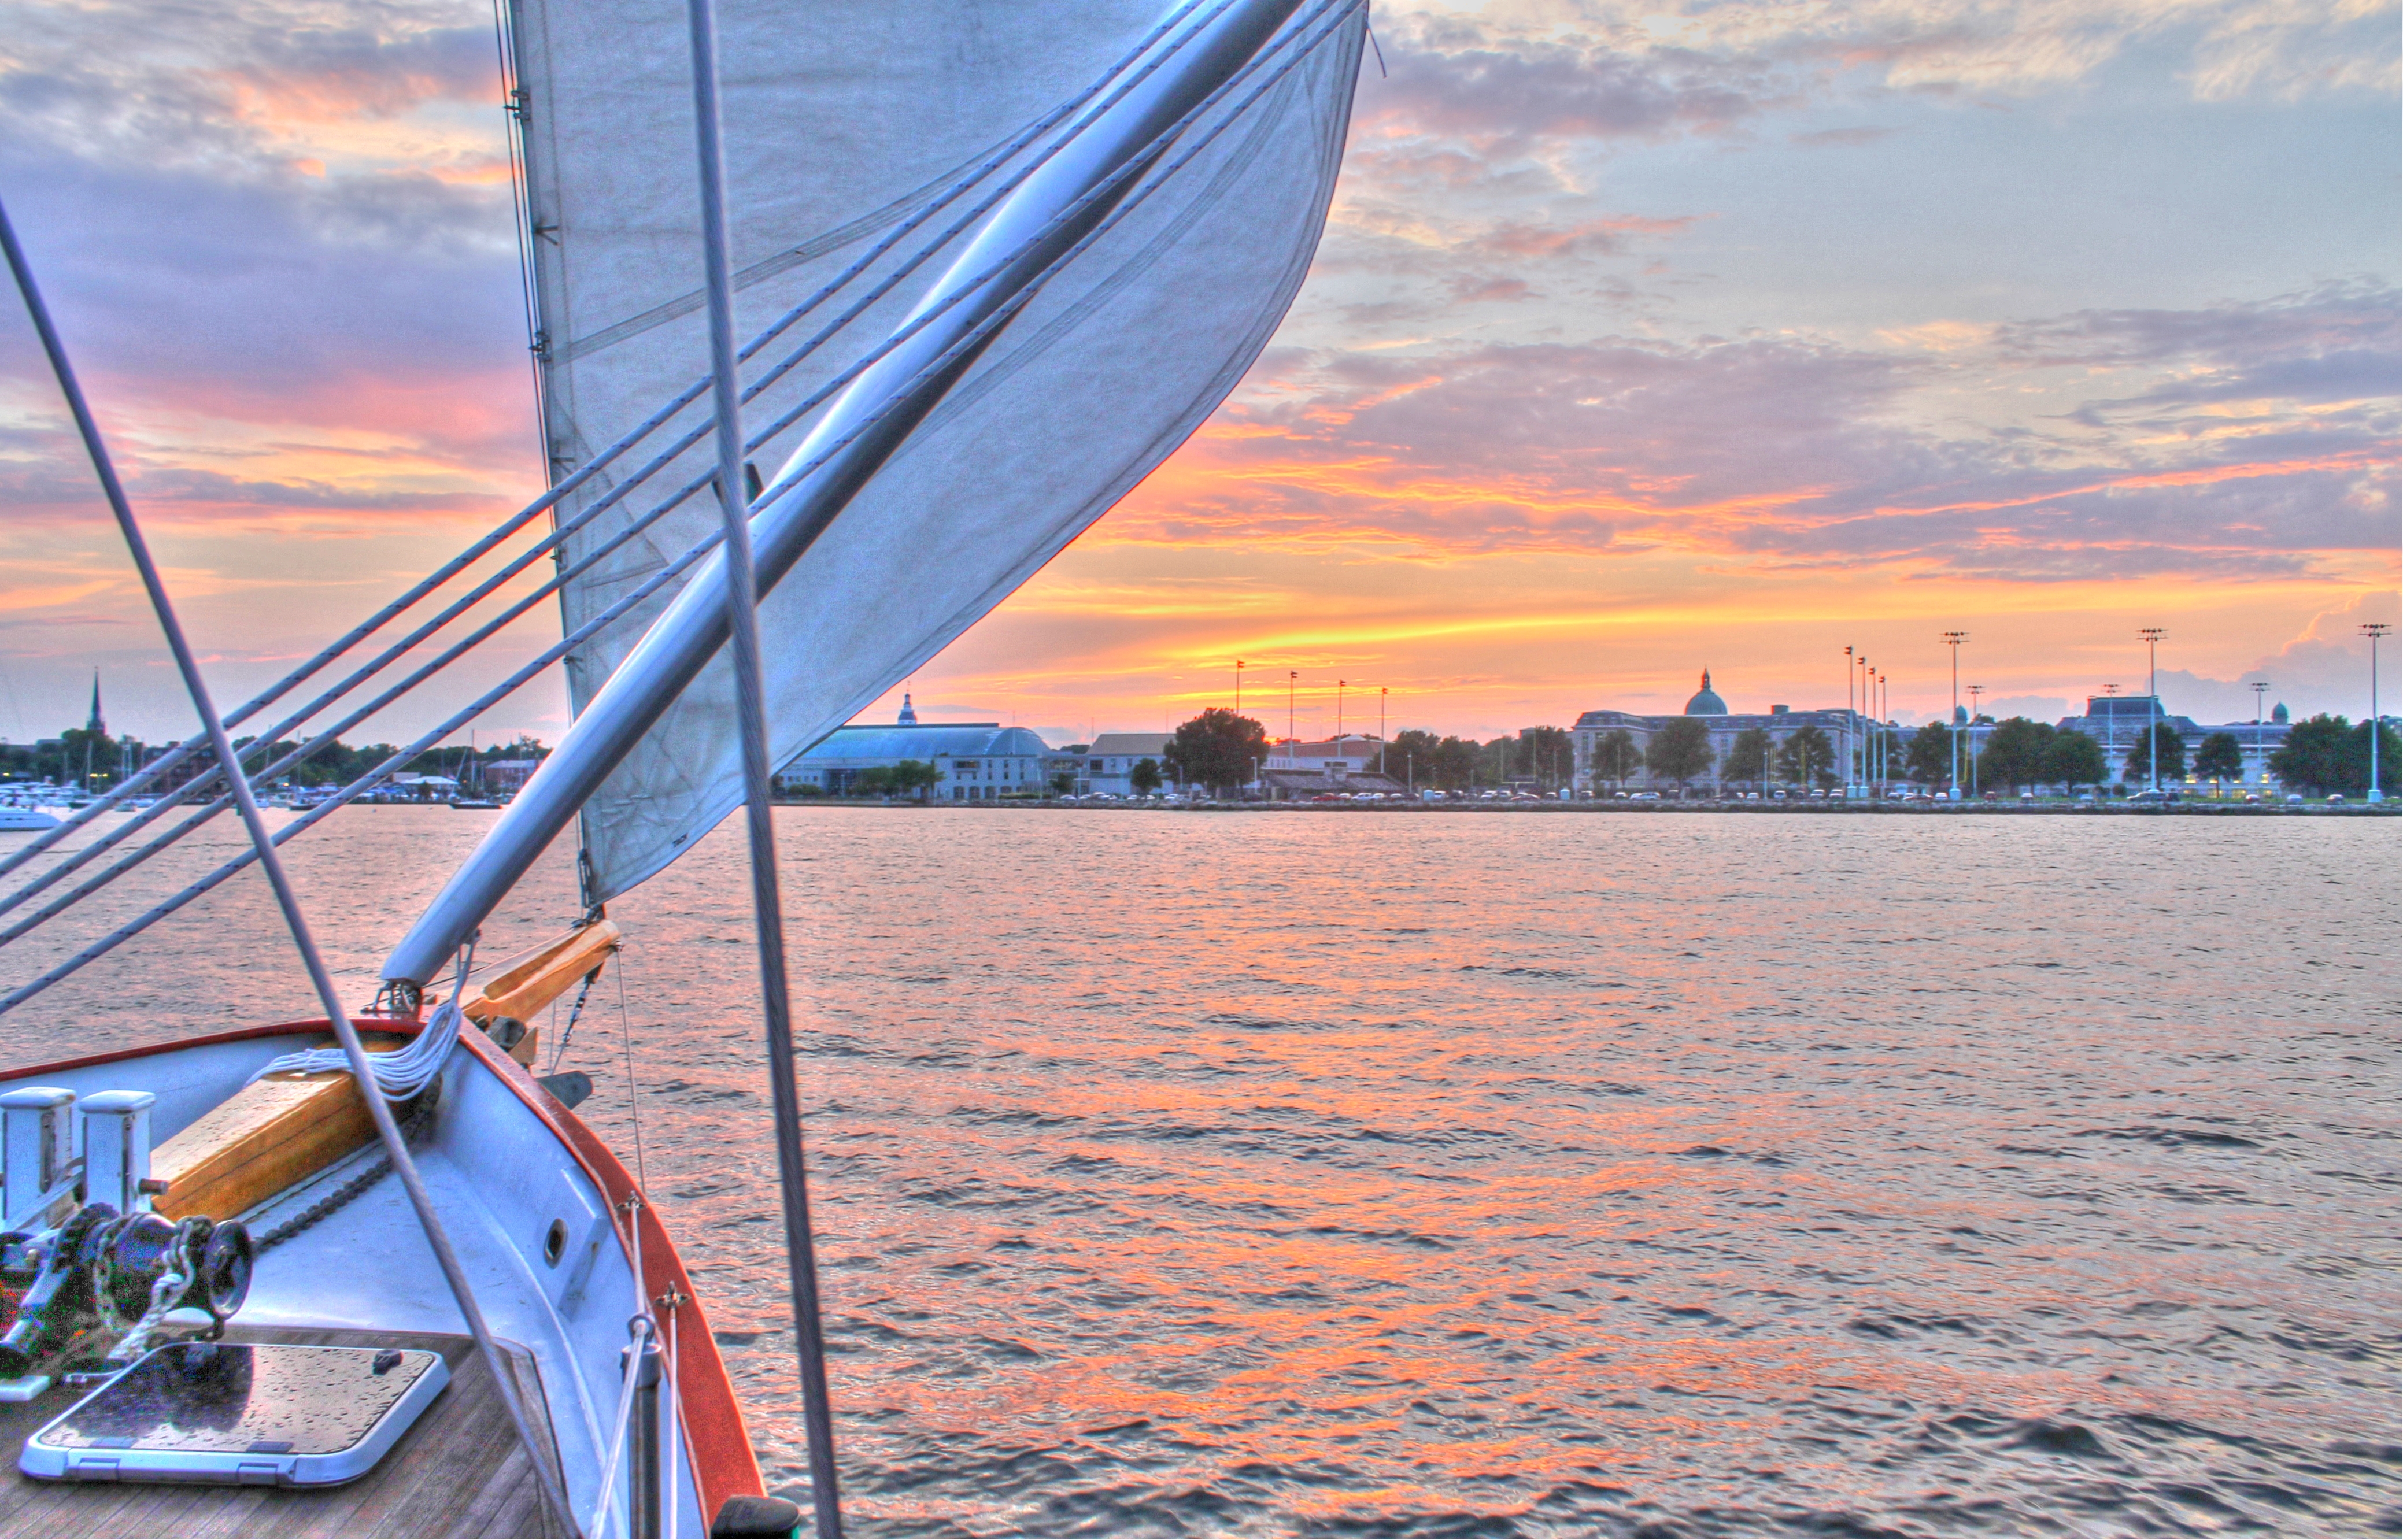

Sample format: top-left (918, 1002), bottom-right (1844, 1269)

top-left (380, 0), bottom-right (1363, 985)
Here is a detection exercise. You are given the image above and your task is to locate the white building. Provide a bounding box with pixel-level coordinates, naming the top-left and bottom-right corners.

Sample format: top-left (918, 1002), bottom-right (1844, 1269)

top-left (778, 696), bottom-right (1052, 801)
top-left (1572, 671), bottom-right (1868, 794)
top-left (1265, 734), bottom-right (1382, 773)
top-left (2054, 694), bottom-right (2291, 788)
top-left (1079, 732), bottom-right (1177, 795)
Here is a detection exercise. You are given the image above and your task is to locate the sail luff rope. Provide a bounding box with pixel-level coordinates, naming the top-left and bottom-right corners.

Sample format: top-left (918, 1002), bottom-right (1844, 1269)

top-left (0, 194), bottom-right (583, 1539)
top-left (1, 1), bottom-right (1361, 1005)
top-left (683, 0), bottom-right (841, 1525)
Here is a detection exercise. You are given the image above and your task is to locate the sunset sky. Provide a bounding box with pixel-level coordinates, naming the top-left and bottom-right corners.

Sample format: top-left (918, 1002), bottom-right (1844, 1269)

top-left (2, 0), bottom-right (2396, 754)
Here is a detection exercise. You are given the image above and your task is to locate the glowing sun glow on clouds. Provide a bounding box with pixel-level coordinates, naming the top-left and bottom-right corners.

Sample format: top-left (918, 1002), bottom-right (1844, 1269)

top-left (0, 0), bottom-right (2393, 750)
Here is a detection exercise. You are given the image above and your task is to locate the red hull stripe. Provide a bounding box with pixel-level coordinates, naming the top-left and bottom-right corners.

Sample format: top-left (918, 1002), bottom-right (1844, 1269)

top-left (1, 1019), bottom-right (770, 1523)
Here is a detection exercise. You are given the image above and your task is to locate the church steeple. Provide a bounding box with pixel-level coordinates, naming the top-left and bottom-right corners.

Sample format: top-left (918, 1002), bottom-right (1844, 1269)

top-left (897, 692), bottom-right (918, 725)
top-left (86, 670), bottom-right (104, 738)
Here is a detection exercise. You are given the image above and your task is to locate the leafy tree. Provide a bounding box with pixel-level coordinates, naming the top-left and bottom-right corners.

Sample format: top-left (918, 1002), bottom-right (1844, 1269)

top-left (1161, 708), bottom-right (1267, 796)
top-left (1775, 724), bottom-right (1835, 789)
top-left (1979, 717), bottom-right (2057, 791)
top-left (2043, 731), bottom-right (2108, 793)
top-left (1430, 735), bottom-right (1479, 791)
top-left (2270, 714), bottom-right (2400, 795)
top-left (1644, 717), bottom-right (1714, 794)
top-left (2192, 732), bottom-right (2245, 794)
top-left (1130, 758), bottom-right (1162, 795)
top-left (2120, 722), bottom-right (2186, 786)
top-left (1902, 721), bottom-right (1953, 786)
top-left (1384, 729), bottom-right (1441, 787)
top-left (1049, 771), bottom-right (1076, 796)
top-left (890, 759), bottom-right (941, 800)
top-left (2271, 714), bottom-right (2349, 794)
top-left (1513, 725), bottom-right (1572, 787)
top-left (1725, 725), bottom-right (1776, 788)
top-left (1591, 728), bottom-right (1642, 790)
top-left (849, 765), bottom-right (892, 797)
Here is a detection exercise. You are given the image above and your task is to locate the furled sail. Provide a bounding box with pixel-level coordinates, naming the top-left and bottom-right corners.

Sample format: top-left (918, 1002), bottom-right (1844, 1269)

top-left (514, 0), bottom-right (1364, 901)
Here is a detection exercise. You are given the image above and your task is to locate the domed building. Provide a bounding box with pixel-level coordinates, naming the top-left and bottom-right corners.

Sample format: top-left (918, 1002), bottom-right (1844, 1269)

top-left (1570, 669), bottom-right (1873, 797)
top-left (778, 701), bottom-right (1058, 799)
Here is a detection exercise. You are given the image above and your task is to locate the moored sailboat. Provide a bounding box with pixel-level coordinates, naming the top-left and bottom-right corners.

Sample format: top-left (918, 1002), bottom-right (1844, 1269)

top-left (0, 1), bottom-right (1364, 1534)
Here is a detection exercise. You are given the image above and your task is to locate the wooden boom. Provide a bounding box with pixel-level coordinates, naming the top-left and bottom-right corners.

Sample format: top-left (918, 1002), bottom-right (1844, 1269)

top-left (150, 924), bottom-right (620, 1223)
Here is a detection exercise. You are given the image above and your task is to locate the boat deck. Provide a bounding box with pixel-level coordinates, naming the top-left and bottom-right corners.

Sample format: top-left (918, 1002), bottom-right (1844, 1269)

top-left (0, 1326), bottom-right (567, 1539)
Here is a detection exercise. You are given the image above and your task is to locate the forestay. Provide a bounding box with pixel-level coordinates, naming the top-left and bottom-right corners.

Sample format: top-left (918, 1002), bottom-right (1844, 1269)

top-left (514, 0), bottom-right (1365, 902)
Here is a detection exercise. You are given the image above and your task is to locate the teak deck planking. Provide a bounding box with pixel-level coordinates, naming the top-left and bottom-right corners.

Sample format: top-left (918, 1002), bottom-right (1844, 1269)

top-left (0, 1326), bottom-right (567, 1539)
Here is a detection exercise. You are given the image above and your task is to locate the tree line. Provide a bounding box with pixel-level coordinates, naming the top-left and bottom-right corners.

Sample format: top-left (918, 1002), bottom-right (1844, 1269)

top-left (1, 726), bottom-right (550, 791)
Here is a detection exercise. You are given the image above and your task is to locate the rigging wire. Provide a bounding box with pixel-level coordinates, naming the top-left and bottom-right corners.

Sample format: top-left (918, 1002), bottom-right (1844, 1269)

top-left (0, 12), bottom-right (1197, 888)
top-left (2, 0), bottom-right (1326, 943)
top-left (0, 193), bottom-right (582, 1538)
top-left (613, 950), bottom-right (649, 1198)
top-left (0, 8), bottom-right (1238, 924)
top-left (0, 0), bottom-right (1365, 1009)
top-left (683, 0), bottom-right (838, 1520)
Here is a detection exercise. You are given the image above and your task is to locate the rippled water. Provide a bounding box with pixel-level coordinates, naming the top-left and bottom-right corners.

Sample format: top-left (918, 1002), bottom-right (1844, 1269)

top-left (7, 807), bottom-right (2400, 1534)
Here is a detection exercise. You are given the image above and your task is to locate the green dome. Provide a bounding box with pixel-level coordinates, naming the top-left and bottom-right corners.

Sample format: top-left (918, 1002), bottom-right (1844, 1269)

top-left (1684, 669), bottom-right (1728, 715)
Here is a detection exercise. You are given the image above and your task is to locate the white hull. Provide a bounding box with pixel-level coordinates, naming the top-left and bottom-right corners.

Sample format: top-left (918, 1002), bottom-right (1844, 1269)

top-left (0, 1021), bottom-right (766, 1537)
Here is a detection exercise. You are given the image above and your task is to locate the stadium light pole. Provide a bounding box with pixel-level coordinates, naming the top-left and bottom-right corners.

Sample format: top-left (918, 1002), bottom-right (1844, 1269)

top-left (1234, 658), bottom-right (1244, 715)
top-left (1942, 632), bottom-right (1967, 799)
top-left (2365, 623), bottom-right (2392, 802)
top-left (1337, 679), bottom-right (1346, 739)
top-left (1287, 669), bottom-right (1297, 752)
top-left (2139, 627), bottom-right (2166, 792)
top-left (1844, 646), bottom-right (1856, 798)
top-left (1879, 671), bottom-right (1889, 790)
top-left (1858, 656), bottom-right (1870, 793)
top-left (2250, 680), bottom-right (2269, 793)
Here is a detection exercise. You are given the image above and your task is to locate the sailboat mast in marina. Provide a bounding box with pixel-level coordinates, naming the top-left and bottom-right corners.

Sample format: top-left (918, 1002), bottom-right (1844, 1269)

top-left (0, 1), bottom-right (1366, 1534)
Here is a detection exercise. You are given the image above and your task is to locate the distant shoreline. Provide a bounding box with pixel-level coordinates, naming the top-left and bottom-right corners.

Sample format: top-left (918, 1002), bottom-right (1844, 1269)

top-left (768, 798), bottom-right (2400, 817)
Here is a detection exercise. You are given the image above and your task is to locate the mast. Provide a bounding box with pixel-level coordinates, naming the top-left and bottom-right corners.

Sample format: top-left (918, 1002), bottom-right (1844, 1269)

top-left (384, 0), bottom-right (1320, 988)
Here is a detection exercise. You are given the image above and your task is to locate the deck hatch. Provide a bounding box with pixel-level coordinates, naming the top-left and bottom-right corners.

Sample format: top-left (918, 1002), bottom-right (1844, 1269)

top-left (19, 1341), bottom-right (448, 1486)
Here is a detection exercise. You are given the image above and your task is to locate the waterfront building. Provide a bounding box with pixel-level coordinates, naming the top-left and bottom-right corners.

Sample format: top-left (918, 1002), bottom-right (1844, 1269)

top-left (1080, 732), bottom-right (1177, 795)
top-left (777, 697), bottom-right (1051, 800)
top-left (1570, 671), bottom-right (1869, 795)
top-left (485, 758), bottom-right (543, 793)
top-left (2053, 695), bottom-right (2291, 789)
top-left (1254, 734), bottom-right (1401, 798)
top-left (1265, 734), bottom-right (1382, 773)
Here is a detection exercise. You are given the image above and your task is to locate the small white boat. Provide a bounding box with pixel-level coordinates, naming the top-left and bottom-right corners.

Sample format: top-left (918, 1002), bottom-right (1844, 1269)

top-left (0, 808), bottom-right (57, 833)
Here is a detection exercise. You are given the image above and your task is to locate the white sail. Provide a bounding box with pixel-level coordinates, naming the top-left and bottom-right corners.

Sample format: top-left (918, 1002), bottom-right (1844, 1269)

top-left (512, 0), bottom-right (1364, 902)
